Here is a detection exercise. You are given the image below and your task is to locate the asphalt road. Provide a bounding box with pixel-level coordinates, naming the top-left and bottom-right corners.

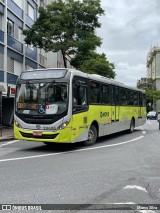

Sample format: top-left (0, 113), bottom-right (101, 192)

top-left (0, 120), bottom-right (160, 213)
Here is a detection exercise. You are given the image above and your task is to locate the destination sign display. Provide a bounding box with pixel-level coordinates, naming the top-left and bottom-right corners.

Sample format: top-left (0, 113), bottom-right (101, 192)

top-left (21, 69), bottom-right (67, 80)
top-left (17, 103), bottom-right (38, 110)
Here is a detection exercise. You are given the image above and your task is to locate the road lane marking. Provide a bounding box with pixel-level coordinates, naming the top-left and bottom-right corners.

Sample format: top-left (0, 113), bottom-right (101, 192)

top-left (147, 121), bottom-right (152, 124)
top-left (139, 126), bottom-right (146, 134)
top-left (0, 140), bottom-right (19, 148)
top-left (123, 185), bottom-right (147, 193)
top-left (0, 135), bottom-right (144, 163)
top-left (138, 211), bottom-right (156, 213)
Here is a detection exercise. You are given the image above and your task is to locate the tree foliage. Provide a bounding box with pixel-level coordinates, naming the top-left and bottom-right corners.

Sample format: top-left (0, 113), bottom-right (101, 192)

top-left (146, 90), bottom-right (160, 102)
top-left (23, 0), bottom-right (104, 68)
top-left (138, 78), bottom-right (160, 111)
top-left (79, 52), bottom-right (116, 78)
top-left (145, 90), bottom-right (160, 112)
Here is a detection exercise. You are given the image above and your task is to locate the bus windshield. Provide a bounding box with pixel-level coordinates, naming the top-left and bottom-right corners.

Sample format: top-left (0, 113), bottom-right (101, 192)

top-left (16, 82), bottom-right (68, 115)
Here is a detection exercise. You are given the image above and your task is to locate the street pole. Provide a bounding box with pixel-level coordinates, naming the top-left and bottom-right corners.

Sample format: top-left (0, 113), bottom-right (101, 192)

top-left (0, 91), bottom-right (2, 137)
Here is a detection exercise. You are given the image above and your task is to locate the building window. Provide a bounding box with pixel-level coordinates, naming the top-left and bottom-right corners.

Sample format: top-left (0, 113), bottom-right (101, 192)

top-left (0, 52), bottom-right (4, 70)
top-left (13, 0), bottom-right (23, 9)
top-left (57, 61), bottom-right (62, 68)
top-left (0, 14), bottom-right (3, 31)
top-left (26, 3), bottom-right (34, 20)
top-left (14, 60), bottom-right (22, 76)
top-left (40, 0), bottom-right (47, 8)
top-left (39, 54), bottom-right (47, 67)
top-left (7, 19), bottom-right (14, 37)
top-left (14, 23), bottom-right (19, 40)
top-left (7, 56), bottom-right (14, 73)
top-left (25, 65), bottom-right (34, 70)
top-left (25, 43), bottom-right (34, 50)
top-left (18, 27), bottom-right (23, 42)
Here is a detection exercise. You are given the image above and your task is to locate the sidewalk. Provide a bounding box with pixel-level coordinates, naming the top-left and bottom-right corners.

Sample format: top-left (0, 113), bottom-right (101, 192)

top-left (0, 126), bottom-right (14, 142)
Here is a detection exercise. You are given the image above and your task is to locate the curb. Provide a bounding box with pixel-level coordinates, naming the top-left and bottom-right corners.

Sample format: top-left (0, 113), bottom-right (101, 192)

top-left (0, 137), bottom-right (14, 142)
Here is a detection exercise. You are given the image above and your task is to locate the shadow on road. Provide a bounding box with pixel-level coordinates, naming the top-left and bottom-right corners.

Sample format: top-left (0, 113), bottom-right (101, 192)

top-left (20, 129), bottom-right (143, 154)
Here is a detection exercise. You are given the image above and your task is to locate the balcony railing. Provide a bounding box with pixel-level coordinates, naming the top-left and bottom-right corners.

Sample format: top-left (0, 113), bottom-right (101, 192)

top-left (25, 47), bottom-right (37, 61)
top-left (7, 0), bottom-right (23, 19)
top-left (7, 35), bottom-right (23, 53)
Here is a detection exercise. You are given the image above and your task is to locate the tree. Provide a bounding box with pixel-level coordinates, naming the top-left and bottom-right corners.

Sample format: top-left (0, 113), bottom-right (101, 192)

top-left (137, 78), bottom-right (156, 111)
top-left (23, 0), bottom-right (104, 68)
top-left (79, 52), bottom-right (116, 78)
top-left (70, 36), bottom-right (102, 68)
top-left (146, 90), bottom-right (160, 112)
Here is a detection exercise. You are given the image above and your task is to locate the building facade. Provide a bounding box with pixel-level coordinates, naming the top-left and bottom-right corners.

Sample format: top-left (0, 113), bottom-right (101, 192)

top-left (0, 0), bottom-right (70, 125)
top-left (147, 46), bottom-right (160, 89)
top-left (146, 46), bottom-right (160, 111)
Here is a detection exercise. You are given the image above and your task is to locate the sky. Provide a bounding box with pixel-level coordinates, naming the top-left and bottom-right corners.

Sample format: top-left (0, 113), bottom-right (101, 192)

top-left (97, 0), bottom-right (160, 87)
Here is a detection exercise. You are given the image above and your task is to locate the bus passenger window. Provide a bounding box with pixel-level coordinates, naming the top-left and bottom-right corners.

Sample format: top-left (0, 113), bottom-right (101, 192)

top-left (111, 86), bottom-right (116, 105)
top-left (90, 81), bottom-right (100, 104)
top-left (72, 83), bottom-right (88, 113)
top-left (128, 90), bottom-right (134, 105)
top-left (120, 88), bottom-right (127, 106)
top-left (101, 84), bottom-right (110, 105)
top-left (133, 91), bottom-right (138, 106)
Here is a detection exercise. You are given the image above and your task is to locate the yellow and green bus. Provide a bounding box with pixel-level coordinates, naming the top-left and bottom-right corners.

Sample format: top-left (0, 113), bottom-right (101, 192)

top-left (14, 68), bottom-right (146, 145)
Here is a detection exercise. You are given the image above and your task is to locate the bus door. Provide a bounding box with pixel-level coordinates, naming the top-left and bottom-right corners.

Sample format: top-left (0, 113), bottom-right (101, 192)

top-left (111, 86), bottom-right (119, 121)
top-left (71, 78), bottom-right (89, 142)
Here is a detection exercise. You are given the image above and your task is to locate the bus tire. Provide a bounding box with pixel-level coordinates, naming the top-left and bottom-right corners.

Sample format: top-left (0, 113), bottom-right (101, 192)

top-left (43, 142), bottom-right (53, 146)
top-left (128, 119), bottom-right (135, 133)
top-left (83, 125), bottom-right (97, 146)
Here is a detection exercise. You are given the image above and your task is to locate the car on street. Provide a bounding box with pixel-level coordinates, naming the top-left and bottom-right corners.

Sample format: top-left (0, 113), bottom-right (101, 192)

top-left (147, 111), bottom-right (157, 120)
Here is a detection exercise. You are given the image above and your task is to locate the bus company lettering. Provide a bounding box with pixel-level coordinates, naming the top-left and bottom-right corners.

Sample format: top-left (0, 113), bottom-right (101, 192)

top-left (100, 112), bottom-right (109, 118)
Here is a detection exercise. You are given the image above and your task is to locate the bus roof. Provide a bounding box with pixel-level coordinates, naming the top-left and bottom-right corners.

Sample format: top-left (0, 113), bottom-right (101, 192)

top-left (20, 68), bottom-right (145, 93)
top-left (69, 69), bottom-right (145, 93)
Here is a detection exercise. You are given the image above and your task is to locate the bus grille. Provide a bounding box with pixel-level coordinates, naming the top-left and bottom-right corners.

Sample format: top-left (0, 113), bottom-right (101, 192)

top-left (20, 131), bottom-right (59, 139)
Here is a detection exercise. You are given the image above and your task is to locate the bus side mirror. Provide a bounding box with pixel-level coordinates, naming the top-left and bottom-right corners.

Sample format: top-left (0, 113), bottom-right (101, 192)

top-left (7, 86), bottom-right (10, 97)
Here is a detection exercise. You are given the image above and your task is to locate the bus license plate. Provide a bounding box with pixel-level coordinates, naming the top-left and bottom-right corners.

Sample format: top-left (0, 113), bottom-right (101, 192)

top-left (33, 131), bottom-right (42, 136)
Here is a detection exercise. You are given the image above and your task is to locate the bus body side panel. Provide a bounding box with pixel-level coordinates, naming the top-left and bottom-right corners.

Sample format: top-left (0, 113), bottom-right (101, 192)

top-left (100, 105), bottom-right (112, 136)
top-left (71, 111), bottom-right (89, 143)
top-left (117, 106), bottom-right (131, 130)
top-left (135, 106), bottom-right (146, 127)
top-left (71, 105), bottom-right (103, 143)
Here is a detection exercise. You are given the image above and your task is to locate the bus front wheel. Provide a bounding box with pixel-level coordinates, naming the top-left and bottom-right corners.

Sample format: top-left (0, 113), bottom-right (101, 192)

top-left (83, 125), bottom-right (97, 146)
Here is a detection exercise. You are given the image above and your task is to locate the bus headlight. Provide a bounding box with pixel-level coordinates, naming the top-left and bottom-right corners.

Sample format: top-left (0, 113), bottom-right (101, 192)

top-left (57, 120), bottom-right (70, 130)
top-left (15, 120), bottom-right (22, 128)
